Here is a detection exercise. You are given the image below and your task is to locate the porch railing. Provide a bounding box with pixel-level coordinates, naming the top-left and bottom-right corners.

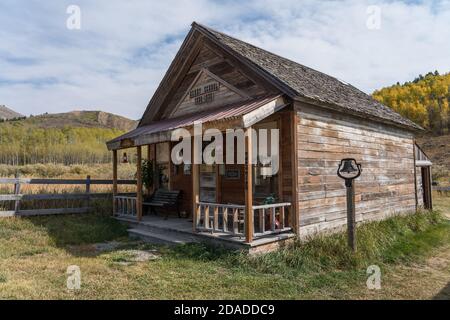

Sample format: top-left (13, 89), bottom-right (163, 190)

top-left (252, 203), bottom-right (291, 237)
top-left (195, 202), bottom-right (246, 235)
top-left (195, 201), bottom-right (292, 238)
top-left (114, 195), bottom-right (137, 216)
top-left (114, 197), bottom-right (292, 239)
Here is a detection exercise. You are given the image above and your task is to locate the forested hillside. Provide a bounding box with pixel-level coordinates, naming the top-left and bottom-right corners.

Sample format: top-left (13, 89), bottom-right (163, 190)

top-left (373, 71), bottom-right (450, 134)
top-left (373, 71), bottom-right (450, 183)
top-left (0, 111), bottom-right (136, 166)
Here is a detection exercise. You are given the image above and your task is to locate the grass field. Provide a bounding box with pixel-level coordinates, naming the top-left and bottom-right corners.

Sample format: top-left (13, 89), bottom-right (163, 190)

top-left (0, 163), bottom-right (136, 180)
top-left (0, 195), bottom-right (449, 299)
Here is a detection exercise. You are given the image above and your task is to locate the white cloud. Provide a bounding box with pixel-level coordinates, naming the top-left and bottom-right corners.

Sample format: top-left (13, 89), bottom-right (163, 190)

top-left (0, 0), bottom-right (449, 119)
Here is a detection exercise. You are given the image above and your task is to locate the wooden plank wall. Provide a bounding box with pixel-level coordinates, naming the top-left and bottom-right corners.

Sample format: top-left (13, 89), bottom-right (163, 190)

top-left (295, 103), bottom-right (417, 236)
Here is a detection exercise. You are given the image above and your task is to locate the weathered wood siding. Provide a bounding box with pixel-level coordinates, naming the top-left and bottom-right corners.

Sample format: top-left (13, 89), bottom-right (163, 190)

top-left (160, 40), bottom-right (272, 119)
top-left (171, 69), bottom-right (246, 118)
top-left (295, 103), bottom-right (416, 236)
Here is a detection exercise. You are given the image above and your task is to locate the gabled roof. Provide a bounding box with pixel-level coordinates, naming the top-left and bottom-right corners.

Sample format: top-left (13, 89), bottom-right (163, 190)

top-left (192, 22), bottom-right (422, 131)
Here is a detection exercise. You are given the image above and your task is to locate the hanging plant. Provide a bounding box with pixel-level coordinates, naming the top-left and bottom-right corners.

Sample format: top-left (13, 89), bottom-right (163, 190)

top-left (138, 159), bottom-right (161, 190)
top-left (142, 159), bottom-right (153, 190)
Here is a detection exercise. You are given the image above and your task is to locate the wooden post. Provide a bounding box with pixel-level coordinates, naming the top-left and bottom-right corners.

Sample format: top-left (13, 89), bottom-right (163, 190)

top-left (147, 145), bottom-right (152, 196)
top-left (85, 175), bottom-right (91, 209)
top-left (346, 180), bottom-right (356, 252)
top-left (151, 144), bottom-right (158, 191)
top-left (259, 209), bottom-right (265, 233)
top-left (112, 150), bottom-right (118, 215)
top-left (168, 143), bottom-right (173, 191)
top-left (245, 127), bottom-right (254, 243)
top-left (428, 166), bottom-right (433, 210)
top-left (290, 110), bottom-right (299, 235)
top-left (136, 146), bottom-right (143, 221)
top-left (14, 172), bottom-right (21, 214)
top-left (192, 139), bottom-right (200, 232)
top-left (423, 166), bottom-right (433, 210)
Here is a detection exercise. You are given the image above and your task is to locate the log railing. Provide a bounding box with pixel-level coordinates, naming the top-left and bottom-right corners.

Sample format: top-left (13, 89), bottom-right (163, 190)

top-left (114, 196), bottom-right (138, 216)
top-left (195, 201), bottom-right (292, 239)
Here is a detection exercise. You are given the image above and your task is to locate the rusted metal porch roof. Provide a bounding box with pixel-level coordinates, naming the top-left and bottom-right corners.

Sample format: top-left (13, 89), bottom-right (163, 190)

top-left (107, 95), bottom-right (286, 150)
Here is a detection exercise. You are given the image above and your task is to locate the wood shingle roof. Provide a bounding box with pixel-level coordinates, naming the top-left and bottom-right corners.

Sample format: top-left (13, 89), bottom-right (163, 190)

top-left (194, 22), bottom-right (422, 131)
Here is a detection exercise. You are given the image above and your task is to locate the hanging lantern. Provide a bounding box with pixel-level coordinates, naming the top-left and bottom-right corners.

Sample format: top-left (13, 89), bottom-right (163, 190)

top-left (122, 152), bottom-right (128, 163)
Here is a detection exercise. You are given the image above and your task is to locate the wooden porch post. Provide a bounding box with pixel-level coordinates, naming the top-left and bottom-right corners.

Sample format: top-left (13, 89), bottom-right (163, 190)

top-left (112, 150), bottom-right (118, 216)
top-left (147, 145), bottom-right (151, 196)
top-left (192, 137), bottom-right (200, 232)
top-left (245, 127), bottom-right (254, 243)
top-left (136, 146), bottom-right (143, 221)
top-left (147, 144), bottom-right (157, 195)
top-left (290, 110), bottom-right (300, 235)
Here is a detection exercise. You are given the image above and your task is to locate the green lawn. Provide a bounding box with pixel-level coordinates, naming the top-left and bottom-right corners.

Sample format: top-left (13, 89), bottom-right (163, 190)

top-left (0, 197), bottom-right (450, 300)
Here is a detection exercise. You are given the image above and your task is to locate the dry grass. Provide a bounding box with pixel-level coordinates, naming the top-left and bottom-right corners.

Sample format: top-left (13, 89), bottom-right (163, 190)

top-left (0, 163), bottom-right (137, 180)
top-left (434, 192), bottom-right (450, 219)
top-left (0, 198), bottom-right (449, 300)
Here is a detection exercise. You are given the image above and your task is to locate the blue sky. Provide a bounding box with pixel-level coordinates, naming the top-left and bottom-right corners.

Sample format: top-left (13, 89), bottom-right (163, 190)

top-left (0, 0), bottom-right (449, 119)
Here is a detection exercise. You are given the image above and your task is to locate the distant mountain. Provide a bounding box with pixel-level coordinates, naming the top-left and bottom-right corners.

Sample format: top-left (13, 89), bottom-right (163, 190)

top-left (0, 105), bottom-right (24, 120)
top-left (0, 110), bottom-right (137, 166)
top-left (21, 110), bottom-right (138, 131)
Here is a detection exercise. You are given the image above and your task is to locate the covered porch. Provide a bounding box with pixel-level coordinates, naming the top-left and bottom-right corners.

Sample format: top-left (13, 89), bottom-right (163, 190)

top-left (107, 95), bottom-right (298, 246)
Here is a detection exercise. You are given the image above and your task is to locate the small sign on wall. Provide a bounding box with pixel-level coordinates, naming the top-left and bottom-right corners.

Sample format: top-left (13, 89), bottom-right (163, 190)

top-left (225, 168), bottom-right (240, 179)
top-left (190, 82), bottom-right (220, 105)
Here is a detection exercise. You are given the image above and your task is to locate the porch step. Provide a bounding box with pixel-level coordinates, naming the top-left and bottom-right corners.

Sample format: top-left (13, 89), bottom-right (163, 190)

top-left (117, 215), bottom-right (195, 238)
top-left (128, 228), bottom-right (199, 245)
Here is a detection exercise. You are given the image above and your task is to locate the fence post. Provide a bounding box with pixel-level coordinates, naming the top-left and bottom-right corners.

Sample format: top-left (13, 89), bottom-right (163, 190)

top-left (85, 175), bottom-right (91, 210)
top-left (14, 172), bottom-right (21, 214)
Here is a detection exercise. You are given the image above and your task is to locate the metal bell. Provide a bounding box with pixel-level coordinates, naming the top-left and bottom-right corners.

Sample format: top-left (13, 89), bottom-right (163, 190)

top-left (340, 159), bottom-right (357, 174)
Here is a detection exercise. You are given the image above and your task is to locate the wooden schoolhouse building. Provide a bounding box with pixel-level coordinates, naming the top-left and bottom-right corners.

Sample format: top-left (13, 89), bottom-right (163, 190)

top-left (107, 22), bottom-right (432, 252)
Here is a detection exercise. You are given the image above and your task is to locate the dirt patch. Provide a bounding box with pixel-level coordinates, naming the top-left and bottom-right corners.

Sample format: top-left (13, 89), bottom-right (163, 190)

top-left (108, 249), bottom-right (160, 266)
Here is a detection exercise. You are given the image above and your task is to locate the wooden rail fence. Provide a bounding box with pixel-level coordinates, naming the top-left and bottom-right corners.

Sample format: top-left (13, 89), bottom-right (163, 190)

top-left (0, 175), bottom-right (136, 217)
top-left (434, 186), bottom-right (450, 196)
